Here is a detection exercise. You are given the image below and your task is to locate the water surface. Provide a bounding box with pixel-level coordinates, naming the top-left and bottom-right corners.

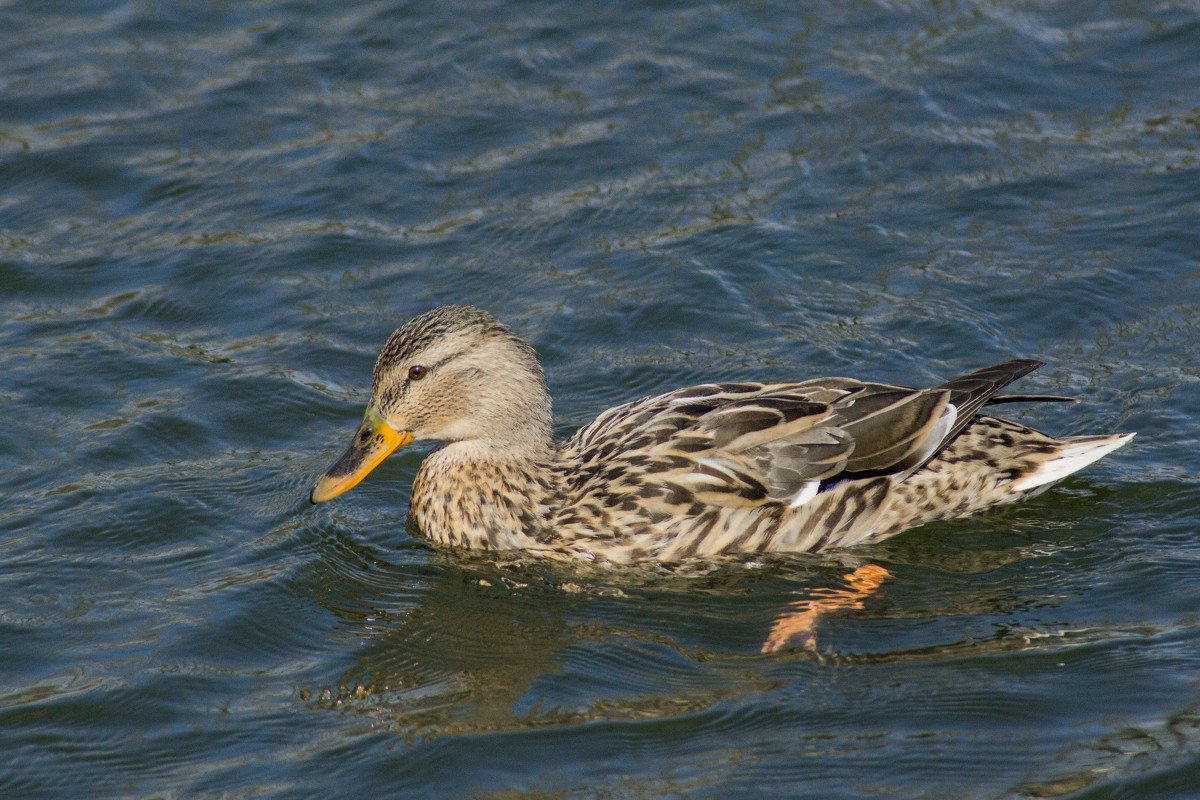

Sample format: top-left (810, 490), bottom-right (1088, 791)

top-left (2, 1), bottom-right (1199, 797)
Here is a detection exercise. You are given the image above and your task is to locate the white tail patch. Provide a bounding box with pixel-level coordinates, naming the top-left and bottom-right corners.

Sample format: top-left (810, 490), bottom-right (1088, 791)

top-left (1010, 433), bottom-right (1135, 492)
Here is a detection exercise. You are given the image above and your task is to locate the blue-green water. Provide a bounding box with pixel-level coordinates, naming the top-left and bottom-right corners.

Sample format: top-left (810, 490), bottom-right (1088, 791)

top-left (3, 1), bottom-right (1198, 797)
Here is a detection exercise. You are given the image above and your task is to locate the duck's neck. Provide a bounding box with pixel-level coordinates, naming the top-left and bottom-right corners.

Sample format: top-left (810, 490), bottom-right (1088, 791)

top-left (409, 438), bottom-right (560, 552)
top-left (447, 385), bottom-right (557, 462)
top-left (434, 435), bottom-right (557, 465)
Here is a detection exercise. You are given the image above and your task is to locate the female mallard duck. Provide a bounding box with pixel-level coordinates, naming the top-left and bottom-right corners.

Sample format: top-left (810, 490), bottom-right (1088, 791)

top-left (311, 305), bottom-right (1133, 563)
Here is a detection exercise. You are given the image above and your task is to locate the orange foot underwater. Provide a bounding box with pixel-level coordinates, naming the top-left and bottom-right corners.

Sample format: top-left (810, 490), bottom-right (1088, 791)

top-left (762, 565), bottom-right (890, 653)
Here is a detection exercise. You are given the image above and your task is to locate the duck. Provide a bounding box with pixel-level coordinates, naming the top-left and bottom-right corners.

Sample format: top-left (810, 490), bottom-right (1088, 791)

top-left (310, 305), bottom-right (1133, 564)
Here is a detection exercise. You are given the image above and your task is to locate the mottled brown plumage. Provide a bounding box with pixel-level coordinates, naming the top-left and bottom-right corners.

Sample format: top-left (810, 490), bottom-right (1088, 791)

top-left (311, 305), bottom-right (1133, 563)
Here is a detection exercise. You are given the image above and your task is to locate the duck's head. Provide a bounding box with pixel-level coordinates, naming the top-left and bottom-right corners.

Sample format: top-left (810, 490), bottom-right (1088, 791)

top-left (310, 305), bottom-right (553, 503)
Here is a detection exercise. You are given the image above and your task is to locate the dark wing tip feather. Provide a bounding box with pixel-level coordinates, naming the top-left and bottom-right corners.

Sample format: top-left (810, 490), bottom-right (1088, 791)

top-left (985, 393), bottom-right (1078, 405)
top-left (935, 359), bottom-right (1045, 442)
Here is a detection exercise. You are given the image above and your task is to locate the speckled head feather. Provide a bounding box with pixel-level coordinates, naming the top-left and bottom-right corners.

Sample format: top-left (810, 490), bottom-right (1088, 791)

top-left (367, 305), bottom-right (554, 457)
top-left (312, 305), bottom-right (1134, 564)
top-left (373, 306), bottom-right (515, 390)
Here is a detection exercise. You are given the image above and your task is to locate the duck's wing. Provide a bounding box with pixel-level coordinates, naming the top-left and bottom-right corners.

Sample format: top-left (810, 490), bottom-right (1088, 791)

top-left (563, 382), bottom-right (845, 509)
top-left (805, 358), bottom-right (1050, 478)
top-left (563, 361), bottom-right (1046, 513)
top-left (561, 380), bottom-right (938, 510)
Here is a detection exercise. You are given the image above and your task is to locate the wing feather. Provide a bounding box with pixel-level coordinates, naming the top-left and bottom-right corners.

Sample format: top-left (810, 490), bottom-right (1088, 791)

top-left (561, 360), bottom-right (1045, 521)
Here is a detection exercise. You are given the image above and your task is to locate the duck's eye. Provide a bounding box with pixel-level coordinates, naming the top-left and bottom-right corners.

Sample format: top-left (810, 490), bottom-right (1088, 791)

top-left (408, 365), bottom-right (427, 381)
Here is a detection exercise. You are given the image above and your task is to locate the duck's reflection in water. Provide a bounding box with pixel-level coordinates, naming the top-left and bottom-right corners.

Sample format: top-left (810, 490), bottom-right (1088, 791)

top-left (309, 533), bottom-right (1122, 738)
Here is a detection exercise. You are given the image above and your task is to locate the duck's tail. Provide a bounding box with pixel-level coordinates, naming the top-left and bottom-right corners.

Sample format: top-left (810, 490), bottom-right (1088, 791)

top-left (1009, 432), bottom-right (1136, 493)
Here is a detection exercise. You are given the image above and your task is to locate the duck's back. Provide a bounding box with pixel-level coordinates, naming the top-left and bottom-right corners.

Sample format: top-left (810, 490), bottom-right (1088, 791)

top-left (545, 362), bottom-right (1132, 562)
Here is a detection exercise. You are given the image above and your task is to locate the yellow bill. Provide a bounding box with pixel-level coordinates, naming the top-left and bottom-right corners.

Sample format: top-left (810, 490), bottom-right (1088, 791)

top-left (310, 406), bottom-right (412, 503)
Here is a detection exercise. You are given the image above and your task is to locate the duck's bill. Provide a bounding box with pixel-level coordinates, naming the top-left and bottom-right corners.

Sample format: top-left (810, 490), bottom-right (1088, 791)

top-left (310, 409), bottom-right (412, 503)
